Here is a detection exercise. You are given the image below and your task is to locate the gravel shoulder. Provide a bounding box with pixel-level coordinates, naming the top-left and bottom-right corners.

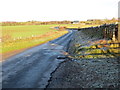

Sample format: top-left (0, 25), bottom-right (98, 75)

top-left (47, 30), bottom-right (120, 88)
top-left (47, 58), bottom-right (119, 88)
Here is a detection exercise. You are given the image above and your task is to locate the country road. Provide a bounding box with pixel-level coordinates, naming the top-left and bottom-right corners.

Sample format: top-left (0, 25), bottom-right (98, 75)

top-left (2, 30), bottom-right (74, 88)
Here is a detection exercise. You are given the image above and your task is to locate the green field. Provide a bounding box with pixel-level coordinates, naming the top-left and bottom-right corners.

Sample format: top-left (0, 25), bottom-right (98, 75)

top-left (1, 25), bottom-right (68, 54)
top-left (2, 25), bottom-right (58, 40)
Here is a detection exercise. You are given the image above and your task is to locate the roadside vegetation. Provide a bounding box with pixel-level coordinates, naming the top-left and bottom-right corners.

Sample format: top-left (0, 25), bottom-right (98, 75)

top-left (68, 23), bottom-right (119, 59)
top-left (74, 40), bottom-right (120, 59)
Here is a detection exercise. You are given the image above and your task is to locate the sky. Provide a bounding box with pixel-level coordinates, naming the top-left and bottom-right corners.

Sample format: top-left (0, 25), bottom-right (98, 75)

top-left (0, 0), bottom-right (119, 22)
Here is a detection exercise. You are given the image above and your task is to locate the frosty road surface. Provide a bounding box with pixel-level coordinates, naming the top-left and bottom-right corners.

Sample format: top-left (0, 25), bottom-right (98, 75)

top-left (2, 30), bottom-right (74, 88)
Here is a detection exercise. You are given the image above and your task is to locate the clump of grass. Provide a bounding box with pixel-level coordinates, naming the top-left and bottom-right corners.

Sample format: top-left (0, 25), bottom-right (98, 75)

top-left (74, 40), bottom-right (120, 59)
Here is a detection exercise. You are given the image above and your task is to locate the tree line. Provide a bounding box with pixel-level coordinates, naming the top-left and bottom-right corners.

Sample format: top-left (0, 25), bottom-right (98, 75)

top-left (1, 18), bottom-right (118, 26)
top-left (1, 21), bottom-right (71, 26)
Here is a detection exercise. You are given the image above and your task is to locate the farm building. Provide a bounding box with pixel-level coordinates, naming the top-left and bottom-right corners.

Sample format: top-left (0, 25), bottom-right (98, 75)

top-left (71, 21), bottom-right (79, 24)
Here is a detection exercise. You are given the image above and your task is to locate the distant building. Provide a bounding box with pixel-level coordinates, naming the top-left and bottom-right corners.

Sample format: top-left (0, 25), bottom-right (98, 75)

top-left (71, 21), bottom-right (79, 24)
top-left (87, 19), bottom-right (102, 21)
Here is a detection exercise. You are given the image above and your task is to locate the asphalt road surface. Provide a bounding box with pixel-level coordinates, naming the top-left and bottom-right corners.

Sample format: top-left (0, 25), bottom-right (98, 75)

top-left (2, 30), bottom-right (74, 88)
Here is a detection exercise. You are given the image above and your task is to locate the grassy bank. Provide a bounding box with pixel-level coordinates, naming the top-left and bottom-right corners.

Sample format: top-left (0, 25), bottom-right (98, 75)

top-left (68, 30), bottom-right (120, 59)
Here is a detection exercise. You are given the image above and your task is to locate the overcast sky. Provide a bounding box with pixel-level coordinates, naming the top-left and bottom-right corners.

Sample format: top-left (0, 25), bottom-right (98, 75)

top-left (0, 0), bottom-right (119, 22)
